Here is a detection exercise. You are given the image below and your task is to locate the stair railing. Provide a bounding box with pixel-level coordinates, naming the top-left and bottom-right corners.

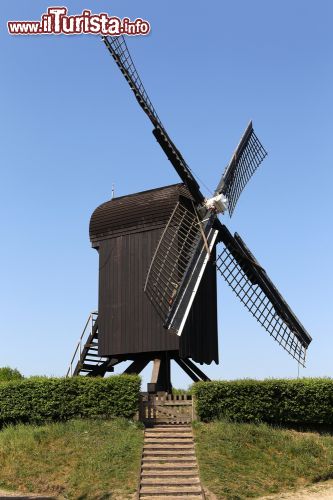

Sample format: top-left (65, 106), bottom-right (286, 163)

top-left (66, 311), bottom-right (98, 377)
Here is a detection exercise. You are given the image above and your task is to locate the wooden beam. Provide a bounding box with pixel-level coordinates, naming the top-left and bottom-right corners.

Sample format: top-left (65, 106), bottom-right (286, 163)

top-left (87, 357), bottom-right (119, 377)
top-left (123, 357), bottom-right (150, 375)
top-left (174, 358), bottom-right (200, 382)
top-left (181, 358), bottom-right (210, 381)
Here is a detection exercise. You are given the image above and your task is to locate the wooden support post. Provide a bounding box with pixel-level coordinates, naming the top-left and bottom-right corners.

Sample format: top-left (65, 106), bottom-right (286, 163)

top-left (151, 358), bottom-right (161, 383)
top-left (157, 354), bottom-right (172, 393)
top-left (174, 357), bottom-right (200, 382)
top-left (147, 354), bottom-right (172, 393)
top-left (148, 358), bottom-right (161, 394)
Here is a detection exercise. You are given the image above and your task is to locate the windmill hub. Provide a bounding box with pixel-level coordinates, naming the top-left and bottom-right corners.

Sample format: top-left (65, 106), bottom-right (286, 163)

top-left (204, 193), bottom-right (228, 214)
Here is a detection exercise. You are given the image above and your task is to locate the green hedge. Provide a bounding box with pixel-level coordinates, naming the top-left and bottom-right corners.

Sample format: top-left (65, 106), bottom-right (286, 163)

top-left (0, 367), bottom-right (23, 382)
top-left (193, 379), bottom-right (333, 425)
top-left (0, 375), bottom-right (140, 425)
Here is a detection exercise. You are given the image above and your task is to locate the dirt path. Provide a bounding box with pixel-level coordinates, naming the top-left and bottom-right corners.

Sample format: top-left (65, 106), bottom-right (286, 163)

top-left (0, 490), bottom-right (55, 499)
top-left (259, 480), bottom-right (333, 499)
top-left (202, 481), bottom-right (333, 499)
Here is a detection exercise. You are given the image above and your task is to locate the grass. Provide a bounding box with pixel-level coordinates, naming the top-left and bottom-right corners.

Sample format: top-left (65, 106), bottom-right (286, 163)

top-left (193, 420), bottom-right (333, 499)
top-left (0, 418), bottom-right (143, 499)
top-left (2, 417), bottom-right (333, 499)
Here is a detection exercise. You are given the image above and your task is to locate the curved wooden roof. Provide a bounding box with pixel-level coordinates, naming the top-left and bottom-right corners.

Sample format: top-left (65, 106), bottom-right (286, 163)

top-left (89, 183), bottom-right (192, 243)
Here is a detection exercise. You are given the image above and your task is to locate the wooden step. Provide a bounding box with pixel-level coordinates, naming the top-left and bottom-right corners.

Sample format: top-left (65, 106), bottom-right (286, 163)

top-left (145, 432), bottom-right (193, 438)
top-left (145, 439), bottom-right (194, 449)
top-left (144, 420), bottom-right (192, 425)
top-left (141, 470), bottom-right (198, 477)
top-left (143, 450), bottom-right (195, 457)
top-left (140, 485), bottom-right (202, 495)
top-left (146, 426), bottom-right (192, 431)
top-left (141, 477), bottom-right (200, 486)
top-left (142, 457), bottom-right (197, 463)
top-left (140, 497), bottom-right (202, 500)
top-left (144, 429), bottom-right (192, 432)
top-left (142, 462), bottom-right (197, 469)
top-left (145, 436), bottom-right (193, 440)
top-left (143, 441), bottom-right (194, 453)
top-left (145, 429), bottom-right (192, 434)
top-left (145, 436), bottom-right (193, 441)
top-left (144, 444), bottom-right (194, 449)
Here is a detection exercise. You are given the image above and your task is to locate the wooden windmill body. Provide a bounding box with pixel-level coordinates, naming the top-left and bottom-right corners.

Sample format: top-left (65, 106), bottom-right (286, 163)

top-left (89, 184), bottom-right (218, 391)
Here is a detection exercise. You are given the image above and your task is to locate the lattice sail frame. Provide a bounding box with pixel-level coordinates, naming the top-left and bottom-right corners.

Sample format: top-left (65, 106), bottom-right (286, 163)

top-left (102, 35), bottom-right (162, 127)
top-left (144, 202), bottom-right (218, 335)
top-left (216, 227), bottom-right (312, 365)
top-left (217, 122), bottom-right (268, 216)
top-left (103, 35), bottom-right (205, 204)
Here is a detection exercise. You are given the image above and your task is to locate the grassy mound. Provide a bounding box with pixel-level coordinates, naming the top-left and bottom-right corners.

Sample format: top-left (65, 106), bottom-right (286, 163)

top-left (0, 418), bottom-right (143, 498)
top-left (194, 420), bottom-right (333, 499)
top-left (2, 417), bottom-right (333, 499)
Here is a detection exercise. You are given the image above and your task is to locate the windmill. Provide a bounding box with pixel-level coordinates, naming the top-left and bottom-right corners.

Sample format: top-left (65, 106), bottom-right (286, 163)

top-left (69, 35), bottom-right (311, 391)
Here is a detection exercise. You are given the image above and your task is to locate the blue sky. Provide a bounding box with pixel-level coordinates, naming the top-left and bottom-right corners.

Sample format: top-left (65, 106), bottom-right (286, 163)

top-left (1, 1), bottom-right (332, 388)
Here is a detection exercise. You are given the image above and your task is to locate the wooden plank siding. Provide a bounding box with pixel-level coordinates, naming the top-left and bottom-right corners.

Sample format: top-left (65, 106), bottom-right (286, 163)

top-left (89, 184), bottom-right (219, 365)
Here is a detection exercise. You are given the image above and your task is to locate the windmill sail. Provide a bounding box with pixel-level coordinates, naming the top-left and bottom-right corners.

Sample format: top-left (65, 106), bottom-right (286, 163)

top-left (216, 121), bottom-right (267, 216)
top-left (104, 36), bottom-right (312, 366)
top-left (102, 36), bottom-right (204, 205)
top-left (144, 202), bottom-right (218, 335)
top-left (216, 225), bottom-right (312, 365)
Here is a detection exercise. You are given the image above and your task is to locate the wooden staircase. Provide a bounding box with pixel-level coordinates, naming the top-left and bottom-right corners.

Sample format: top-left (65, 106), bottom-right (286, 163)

top-left (139, 424), bottom-right (204, 499)
top-left (66, 312), bottom-right (118, 377)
